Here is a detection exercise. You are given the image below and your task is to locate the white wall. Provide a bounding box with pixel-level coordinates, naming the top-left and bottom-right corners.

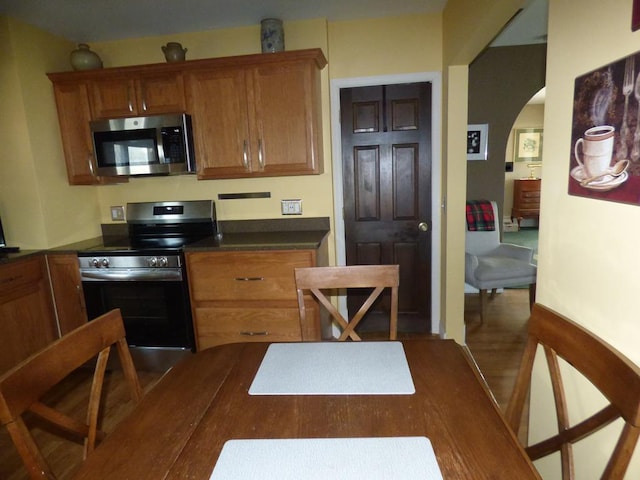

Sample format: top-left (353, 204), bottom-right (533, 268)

top-left (533, 1), bottom-right (640, 477)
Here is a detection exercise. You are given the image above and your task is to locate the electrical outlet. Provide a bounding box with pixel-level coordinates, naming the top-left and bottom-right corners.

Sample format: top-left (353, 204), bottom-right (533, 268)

top-left (281, 199), bottom-right (302, 215)
top-left (110, 205), bottom-right (125, 221)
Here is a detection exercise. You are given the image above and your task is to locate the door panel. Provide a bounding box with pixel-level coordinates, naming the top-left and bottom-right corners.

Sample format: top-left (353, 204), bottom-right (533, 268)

top-left (341, 83), bottom-right (432, 333)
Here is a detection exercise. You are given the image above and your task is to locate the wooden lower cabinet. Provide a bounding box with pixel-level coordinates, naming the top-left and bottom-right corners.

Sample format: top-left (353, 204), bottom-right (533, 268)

top-left (0, 256), bottom-right (58, 374)
top-left (46, 253), bottom-right (88, 335)
top-left (185, 249), bottom-right (324, 350)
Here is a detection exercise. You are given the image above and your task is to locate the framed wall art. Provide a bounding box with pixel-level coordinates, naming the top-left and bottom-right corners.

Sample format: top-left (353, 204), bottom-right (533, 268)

top-left (467, 124), bottom-right (488, 161)
top-left (633, 0), bottom-right (640, 31)
top-left (568, 51), bottom-right (640, 206)
top-left (513, 128), bottom-right (543, 162)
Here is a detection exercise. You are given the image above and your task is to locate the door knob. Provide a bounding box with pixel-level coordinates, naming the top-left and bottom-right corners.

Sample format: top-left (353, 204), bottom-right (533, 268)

top-left (418, 222), bottom-right (429, 232)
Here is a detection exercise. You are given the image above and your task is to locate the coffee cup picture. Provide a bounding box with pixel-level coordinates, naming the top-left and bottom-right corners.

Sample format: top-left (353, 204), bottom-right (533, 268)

top-left (574, 125), bottom-right (615, 177)
top-left (570, 53), bottom-right (638, 200)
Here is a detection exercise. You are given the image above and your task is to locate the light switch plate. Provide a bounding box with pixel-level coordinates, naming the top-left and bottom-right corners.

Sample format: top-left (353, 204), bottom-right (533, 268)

top-left (110, 205), bottom-right (125, 221)
top-left (281, 199), bottom-right (302, 215)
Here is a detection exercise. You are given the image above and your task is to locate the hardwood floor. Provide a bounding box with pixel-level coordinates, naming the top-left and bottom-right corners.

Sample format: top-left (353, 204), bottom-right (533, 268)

top-left (0, 289), bottom-right (530, 479)
top-left (465, 288), bottom-right (530, 409)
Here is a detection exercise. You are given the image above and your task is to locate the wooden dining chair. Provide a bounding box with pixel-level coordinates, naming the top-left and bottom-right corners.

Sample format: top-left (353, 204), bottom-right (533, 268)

top-left (505, 303), bottom-right (640, 479)
top-left (294, 265), bottom-right (399, 341)
top-left (0, 308), bottom-right (143, 480)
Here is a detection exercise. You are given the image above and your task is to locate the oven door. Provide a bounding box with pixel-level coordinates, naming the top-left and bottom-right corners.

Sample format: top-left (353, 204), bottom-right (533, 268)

top-left (81, 276), bottom-right (194, 350)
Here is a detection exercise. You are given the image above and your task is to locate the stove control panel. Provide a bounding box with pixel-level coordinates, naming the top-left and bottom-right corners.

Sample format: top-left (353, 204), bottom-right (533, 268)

top-left (79, 255), bottom-right (182, 269)
top-left (146, 256), bottom-right (169, 268)
top-left (90, 257), bottom-right (110, 268)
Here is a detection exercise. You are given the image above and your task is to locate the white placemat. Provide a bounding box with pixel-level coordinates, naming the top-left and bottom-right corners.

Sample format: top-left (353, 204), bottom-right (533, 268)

top-left (209, 437), bottom-right (443, 480)
top-left (248, 342), bottom-right (415, 395)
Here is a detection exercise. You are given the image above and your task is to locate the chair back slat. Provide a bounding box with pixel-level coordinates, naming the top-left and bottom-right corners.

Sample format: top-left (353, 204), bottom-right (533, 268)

top-left (506, 303), bottom-right (640, 479)
top-left (0, 309), bottom-right (142, 479)
top-left (295, 265), bottom-right (399, 341)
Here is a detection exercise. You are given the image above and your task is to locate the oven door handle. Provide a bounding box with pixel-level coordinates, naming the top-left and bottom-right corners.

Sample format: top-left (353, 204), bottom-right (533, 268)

top-left (80, 269), bottom-right (183, 281)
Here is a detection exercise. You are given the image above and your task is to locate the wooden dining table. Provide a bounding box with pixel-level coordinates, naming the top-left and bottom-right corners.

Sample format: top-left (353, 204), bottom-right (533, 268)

top-left (71, 339), bottom-right (540, 479)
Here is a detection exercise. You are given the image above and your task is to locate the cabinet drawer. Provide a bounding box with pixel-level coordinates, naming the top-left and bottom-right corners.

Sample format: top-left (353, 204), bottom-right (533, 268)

top-left (195, 306), bottom-right (302, 350)
top-left (0, 257), bottom-right (44, 294)
top-left (519, 198), bottom-right (540, 207)
top-left (187, 250), bottom-right (315, 302)
top-left (520, 191), bottom-right (541, 200)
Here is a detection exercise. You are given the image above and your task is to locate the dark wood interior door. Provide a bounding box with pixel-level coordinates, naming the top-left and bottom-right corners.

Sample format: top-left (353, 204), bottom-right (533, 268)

top-left (341, 83), bottom-right (432, 333)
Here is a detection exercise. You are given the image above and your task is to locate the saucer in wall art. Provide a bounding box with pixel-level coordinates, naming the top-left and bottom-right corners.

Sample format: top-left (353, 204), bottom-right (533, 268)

top-left (570, 166), bottom-right (629, 191)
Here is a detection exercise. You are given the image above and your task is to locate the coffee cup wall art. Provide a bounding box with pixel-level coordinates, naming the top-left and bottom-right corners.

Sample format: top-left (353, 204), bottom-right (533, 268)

top-left (569, 51), bottom-right (640, 205)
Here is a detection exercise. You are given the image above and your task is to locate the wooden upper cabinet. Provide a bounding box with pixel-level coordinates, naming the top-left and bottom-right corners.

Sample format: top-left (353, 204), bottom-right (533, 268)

top-left (250, 60), bottom-right (323, 177)
top-left (50, 80), bottom-right (122, 185)
top-left (48, 48), bottom-right (326, 182)
top-left (90, 71), bottom-right (185, 119)
top-left (184, 67), bottom-right (252, 178)
top-left (185, 49), bottom-right (326, 179)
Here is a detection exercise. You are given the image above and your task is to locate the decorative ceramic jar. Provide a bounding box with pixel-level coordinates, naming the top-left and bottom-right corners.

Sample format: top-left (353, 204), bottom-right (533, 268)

top-left (69, 44), bottom-right (103, 71)
top-left (162, 42), bottom-right (187, 62)
top-left (261, 18), bottom-right (284, 53)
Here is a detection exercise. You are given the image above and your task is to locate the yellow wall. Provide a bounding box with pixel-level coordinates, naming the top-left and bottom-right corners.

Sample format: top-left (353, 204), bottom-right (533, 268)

top-left (533, 1), bottom-right (640, 477)
top-left (0, 16), bottom-right (100, 249)
top-left (441, 0), bottom-right (524, 341)
top-left (328, 15), bottom-right (442, 78)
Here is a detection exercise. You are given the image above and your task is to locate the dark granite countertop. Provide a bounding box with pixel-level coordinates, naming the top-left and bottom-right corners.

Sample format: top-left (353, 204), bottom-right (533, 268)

top-left (0, 218), bottom-right (330, 265)
top-left (0, 249), bottom-right (42, 265)
top-left (186, 229), bottom-right (328, 251)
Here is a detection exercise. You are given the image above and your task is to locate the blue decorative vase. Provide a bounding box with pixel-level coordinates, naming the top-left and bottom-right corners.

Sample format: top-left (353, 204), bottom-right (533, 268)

top-left (261, 18), bottom-right (284, 53)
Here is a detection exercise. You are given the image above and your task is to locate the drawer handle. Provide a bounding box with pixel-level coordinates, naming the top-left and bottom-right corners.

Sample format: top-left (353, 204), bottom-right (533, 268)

top-left (234, 277), bottom-right (265, 281)
top-left (240, 331), bottom-right (269, 336)
top-left (0, 275), bottom-right (23, 285)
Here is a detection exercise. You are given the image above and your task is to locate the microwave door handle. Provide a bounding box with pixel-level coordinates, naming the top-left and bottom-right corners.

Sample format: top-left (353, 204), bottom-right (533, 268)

top-left (157, 128), bottom-right (166, 164)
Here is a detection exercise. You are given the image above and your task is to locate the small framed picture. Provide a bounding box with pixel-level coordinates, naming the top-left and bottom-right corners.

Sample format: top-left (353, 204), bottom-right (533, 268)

top-left (513, 128), bottom-right (543, 162)
top-left (633, 0), bottom-right (640, 31)
top-left (467, 124), bottom-right (488, 161)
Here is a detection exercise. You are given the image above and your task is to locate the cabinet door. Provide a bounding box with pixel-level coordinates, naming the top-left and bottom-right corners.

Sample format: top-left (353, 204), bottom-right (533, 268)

top-left (187, 250), bottom-right (316, 302)
top-left (52, 82), bottom-right (99, 185)
top-left (47, 254), bottom-right (87, 335)
top-left (90, 72), bottom-right (184, 118)
top-left (194, 306), bottom-right (303, 350)
top-left (90, 75), bottom-right (137, 118)
top-left (250, 61), bottom-right (323, 176)
top-left (135, 71), bottom-right (186, 115)
top-left (0, 257), bottom-right (58, 374)
top-left (184, 67), bottom-right (252, 178)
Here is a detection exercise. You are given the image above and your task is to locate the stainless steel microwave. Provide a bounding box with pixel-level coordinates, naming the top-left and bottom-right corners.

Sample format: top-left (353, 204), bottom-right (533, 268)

top-left (90, 113), bottom-right (196, 177)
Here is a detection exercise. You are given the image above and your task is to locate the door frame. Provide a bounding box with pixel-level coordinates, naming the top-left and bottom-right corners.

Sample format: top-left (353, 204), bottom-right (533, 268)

top-left (330, 72), bottom-right (442, 335)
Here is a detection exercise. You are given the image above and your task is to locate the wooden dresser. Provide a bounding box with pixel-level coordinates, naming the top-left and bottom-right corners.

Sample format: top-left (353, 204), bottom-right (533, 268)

top-left (511, 178), bottom-right (541, 228)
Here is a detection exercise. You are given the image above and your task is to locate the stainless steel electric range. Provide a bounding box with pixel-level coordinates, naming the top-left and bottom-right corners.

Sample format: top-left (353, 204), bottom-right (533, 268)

top-left (78, 200), bottom-right (216, 371)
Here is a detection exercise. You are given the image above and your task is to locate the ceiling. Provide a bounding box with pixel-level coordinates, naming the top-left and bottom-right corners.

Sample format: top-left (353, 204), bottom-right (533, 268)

top-left (0, 0), bottom-right (546, 45)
